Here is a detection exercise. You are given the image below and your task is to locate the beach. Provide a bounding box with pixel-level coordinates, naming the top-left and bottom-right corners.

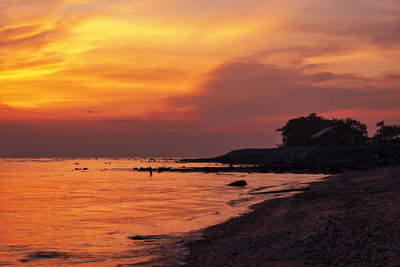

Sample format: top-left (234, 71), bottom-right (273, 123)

top-left (185, 167), bottom-right (400, 266)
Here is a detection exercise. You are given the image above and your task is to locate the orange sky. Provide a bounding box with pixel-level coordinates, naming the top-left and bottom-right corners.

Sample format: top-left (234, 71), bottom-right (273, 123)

top-left (1, 0), bottom-right (400, 156)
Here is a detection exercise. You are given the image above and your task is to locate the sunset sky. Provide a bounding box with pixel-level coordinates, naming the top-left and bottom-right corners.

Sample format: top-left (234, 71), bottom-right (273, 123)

top-left (1, 0), bottom-right (400, 157)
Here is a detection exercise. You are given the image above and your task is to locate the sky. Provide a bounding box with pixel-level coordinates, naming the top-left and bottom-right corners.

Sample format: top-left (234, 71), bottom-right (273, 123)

top-left (1, 0), bottom-right (400, 157)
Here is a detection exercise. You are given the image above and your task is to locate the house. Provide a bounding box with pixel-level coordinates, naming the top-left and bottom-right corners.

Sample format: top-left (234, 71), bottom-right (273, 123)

top-left (310, 127), bottom-right (340, 146)
top-left (380, 131), bottom-right (400, 144)
top-left (310, 126), bottom-right (336, 139)
top-left (310, 126), bottom-right (365, 146)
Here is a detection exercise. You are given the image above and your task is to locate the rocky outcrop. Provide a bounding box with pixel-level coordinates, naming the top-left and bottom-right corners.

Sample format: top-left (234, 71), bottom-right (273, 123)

top-left (228, 180), bottom-right (247, 186)
top-left (182, 145), bottom-right (400, 174)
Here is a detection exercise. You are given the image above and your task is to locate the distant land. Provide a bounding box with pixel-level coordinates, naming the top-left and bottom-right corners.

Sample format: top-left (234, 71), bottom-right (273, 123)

top-left (182, 145), bottom-right (400, 174)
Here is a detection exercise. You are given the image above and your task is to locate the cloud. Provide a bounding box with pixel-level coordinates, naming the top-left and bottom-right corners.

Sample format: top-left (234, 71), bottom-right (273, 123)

top-left (367, 21), bottom-right (400, 47)
top-left (99, 118), bottom-right (141, 123)
top-left (82, 109), bottom-right (103, 114)
top-left (378, 74), bottom-right (400, 86)
top-left (284, 1), bottom-right (400, 49)
top-left (60, 65), bottom-right (187, 83)
top-left (0, 0), bottom-right (63, 27)
top-left (0, 0), bottom-right (399, 157)
top-left (0, 103), bottom-right (12, 111)
top-left (172, 61), bottom-right (400, 121)
top-left (0, 23), bottom-right (62, 50)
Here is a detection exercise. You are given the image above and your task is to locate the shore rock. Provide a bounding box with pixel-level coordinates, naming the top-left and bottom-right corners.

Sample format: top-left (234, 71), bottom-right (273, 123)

top-left (183, 145), bottom-right (400, 174)
top-left (228, 180), bottom-right (247, 186)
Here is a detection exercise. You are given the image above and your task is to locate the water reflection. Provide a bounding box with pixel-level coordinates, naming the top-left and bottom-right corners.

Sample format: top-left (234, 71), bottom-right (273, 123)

top-left (0, 158), bottom-right (324, 265)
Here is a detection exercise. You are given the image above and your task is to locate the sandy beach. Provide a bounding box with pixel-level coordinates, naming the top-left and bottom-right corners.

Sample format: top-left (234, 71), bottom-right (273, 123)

top-left (185, 167), bottom-right (400, 266)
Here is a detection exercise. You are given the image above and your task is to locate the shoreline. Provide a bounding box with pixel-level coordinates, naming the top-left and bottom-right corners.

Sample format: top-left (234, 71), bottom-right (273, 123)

top-left (181, 166), bottom-right (400, 266)
top-left (182, 145), bottom-right (400, 174)
top-left (131, 166), bottom-right (328, 174)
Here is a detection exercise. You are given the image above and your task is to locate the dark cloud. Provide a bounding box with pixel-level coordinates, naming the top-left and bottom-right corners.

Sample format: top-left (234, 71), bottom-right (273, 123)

top-left (369, 20), bottom-right (400, 47)
top-left (290, 20), bottom-right (400, 49)
top-left (172, 62), bottom-right (400, 121)
top-left (284, 1), bottom-right (400, 49)
top-left (321, 20), bottom-right (400, 48)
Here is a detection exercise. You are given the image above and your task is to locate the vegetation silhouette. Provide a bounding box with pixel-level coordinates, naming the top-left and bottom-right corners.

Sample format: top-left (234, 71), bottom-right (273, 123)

top-left (276, 113), bottom-right (368, 146)
top-left (374, 125), bottom-right (400, 141)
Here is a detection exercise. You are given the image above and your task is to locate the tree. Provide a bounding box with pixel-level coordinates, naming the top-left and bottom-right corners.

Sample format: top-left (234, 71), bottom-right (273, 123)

top-left (331, 118), bottom-right (368, 146)
top-left (374, 125), bottom-right (400, 139)
top-left (276, 113), bottom-right (368, 146)
top-left (276, 113), bottom-right (332, 146)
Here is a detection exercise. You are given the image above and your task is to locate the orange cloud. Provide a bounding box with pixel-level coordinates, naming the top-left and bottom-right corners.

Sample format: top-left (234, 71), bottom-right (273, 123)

top-left (0, 0), bottom-right (399, 155)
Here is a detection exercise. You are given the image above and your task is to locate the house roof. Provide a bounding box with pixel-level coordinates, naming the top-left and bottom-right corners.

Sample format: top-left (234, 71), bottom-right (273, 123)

top-left (381, 132), bottom-right (400, 140)
top-left (310, 126), bottom-right (336, 139)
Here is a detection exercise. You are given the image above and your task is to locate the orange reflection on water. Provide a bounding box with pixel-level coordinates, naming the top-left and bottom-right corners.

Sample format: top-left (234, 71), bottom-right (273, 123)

top-left (0, 158), bottom-right (324, 265)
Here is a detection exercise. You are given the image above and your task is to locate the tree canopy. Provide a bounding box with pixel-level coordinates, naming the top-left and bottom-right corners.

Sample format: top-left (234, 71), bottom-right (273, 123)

top-left (276, 113), bottom-right (368, 146)
top-left (374, 125), bottom-right (400, 139)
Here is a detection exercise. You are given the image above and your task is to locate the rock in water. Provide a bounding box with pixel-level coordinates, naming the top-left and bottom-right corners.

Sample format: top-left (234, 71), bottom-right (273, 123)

top-left (228, 180), bottom-right (247, 186)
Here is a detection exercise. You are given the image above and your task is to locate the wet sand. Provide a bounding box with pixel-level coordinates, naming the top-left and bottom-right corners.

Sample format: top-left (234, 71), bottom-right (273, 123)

top-left (185, 167), bottom-right (400, 266)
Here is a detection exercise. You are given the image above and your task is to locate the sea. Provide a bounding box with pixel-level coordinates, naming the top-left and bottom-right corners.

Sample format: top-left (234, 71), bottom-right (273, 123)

top-left (0, 158), bottom-right (325, 266)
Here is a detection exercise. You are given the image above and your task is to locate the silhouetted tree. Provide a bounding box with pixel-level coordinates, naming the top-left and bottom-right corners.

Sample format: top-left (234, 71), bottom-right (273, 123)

top-left (276, 113), bottom-right (368, 146)
top-left (374, 125), bottom-right (400, 139)
top-left (331, 118), bottom-right (368, 146)
top-left (276, 113), bottom-right (332, 146)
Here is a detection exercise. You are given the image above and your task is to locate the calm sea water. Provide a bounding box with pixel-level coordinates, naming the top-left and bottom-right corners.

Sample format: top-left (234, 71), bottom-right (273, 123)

top-left (0, 158), bottom-right (324, 266)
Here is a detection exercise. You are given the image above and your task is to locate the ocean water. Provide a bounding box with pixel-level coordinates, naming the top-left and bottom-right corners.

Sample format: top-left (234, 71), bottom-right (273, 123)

top-left (0, 158), bottom-right (325, 266)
